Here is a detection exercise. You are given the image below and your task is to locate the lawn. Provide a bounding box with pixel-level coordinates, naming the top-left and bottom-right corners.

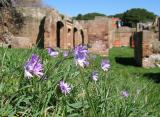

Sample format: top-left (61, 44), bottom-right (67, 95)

top-left (0, 47), bottom-right (160, 117)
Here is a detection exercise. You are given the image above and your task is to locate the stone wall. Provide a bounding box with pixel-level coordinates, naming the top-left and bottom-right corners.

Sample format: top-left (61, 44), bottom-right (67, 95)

top-left (43, 12), bottom-right (87, 49)
top-left (0, 7), bottom-right (88, 49)
top-left (14, 7), bottom-right (48, 48)
top-left (134, 30), bottom-right (160, 67)
top-left (112, 27), bottom-right (135, 47)
top-left (79, 17), bottom-right (114, 55)
top-left (158, 17), bottom-right (160, 40)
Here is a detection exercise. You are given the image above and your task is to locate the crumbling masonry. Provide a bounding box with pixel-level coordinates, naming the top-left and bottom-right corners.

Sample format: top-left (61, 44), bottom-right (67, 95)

top-left (134, 17), bottom-right (160, 68)
top-left (0, 5), bottom-right (135, 56)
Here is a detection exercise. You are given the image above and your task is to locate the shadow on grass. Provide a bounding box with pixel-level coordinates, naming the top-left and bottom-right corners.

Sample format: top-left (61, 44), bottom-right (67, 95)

top-left (143, 73), bottom-right (160, 83)
top-left (115, 57), bottom-right (139, 67)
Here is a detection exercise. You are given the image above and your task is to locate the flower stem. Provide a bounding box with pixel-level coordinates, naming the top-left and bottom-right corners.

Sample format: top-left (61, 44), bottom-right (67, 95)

top-left (79, 68), bottom-right (97, 117)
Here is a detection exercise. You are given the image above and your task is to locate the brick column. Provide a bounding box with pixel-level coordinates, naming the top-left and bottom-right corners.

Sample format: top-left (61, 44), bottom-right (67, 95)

top-left (158, 17), bottom-right (160, 40)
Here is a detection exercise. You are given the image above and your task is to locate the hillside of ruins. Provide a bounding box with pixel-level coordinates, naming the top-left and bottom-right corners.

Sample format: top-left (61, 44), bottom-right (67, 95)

top-left (0, 0), bottom-right (160, 68)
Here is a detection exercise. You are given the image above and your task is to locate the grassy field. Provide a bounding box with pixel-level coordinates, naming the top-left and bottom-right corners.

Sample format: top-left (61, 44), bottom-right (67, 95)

top-left (0, 47), bottom-right (160, 117)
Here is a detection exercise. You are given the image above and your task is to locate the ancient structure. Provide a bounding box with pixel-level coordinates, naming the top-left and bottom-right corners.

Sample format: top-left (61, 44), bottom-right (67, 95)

top-left (113, 27), bottom-right (135, 47)
top-left (44, 10), bottom-right (88, 49)
top-left (79, 17), bottom-right (134, 55)
top-left (158, 17), bottom-right (160, 41)
top-left (79, 17), bottom-right (113, 55)
top-left (0, 2), bottom-right (134, 56)
top-left (0, 6), bottom-right (88, 49)
top-left (134, 17), bottom-right (160, 68)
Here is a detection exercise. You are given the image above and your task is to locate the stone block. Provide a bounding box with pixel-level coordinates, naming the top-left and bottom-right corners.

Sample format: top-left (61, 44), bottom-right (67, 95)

top-left (11, 37), bottom-right (32, 48)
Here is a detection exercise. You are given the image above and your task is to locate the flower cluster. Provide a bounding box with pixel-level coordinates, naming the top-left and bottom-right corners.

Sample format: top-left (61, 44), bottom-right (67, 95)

top-left (92, 71), bottom-right (98, 81)
top-left (47, 48), bottom-right (59, 58)
top-left (24, 54), bottom-right (44, 79)
top-left (101, 59), bottom-right (110, 71)
top-left (121, 91), bottom-right (129, 97)
top-left (74, 45), bottom-right (89, 68)
top-left (63, 51), bottom-right (69, 57)
top-left (24, 45), bottom-right (111, 95)
top-left (59, 80), bottom-right (71, 95)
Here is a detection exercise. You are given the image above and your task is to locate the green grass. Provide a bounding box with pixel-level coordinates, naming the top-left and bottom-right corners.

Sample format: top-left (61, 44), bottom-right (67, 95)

top-left (0, 47), bottom-right (160, 117)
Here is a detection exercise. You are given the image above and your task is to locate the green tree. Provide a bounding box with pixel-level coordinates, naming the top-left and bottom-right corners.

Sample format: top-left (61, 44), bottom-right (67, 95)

top-left (122, 8), bottom-right (156, 27)
top-left (74, 12), bottom-right (106, 20)
top-left (76, 14), bottom-right (83, 20)
top-left (111, 8), bottom-right (156, 27)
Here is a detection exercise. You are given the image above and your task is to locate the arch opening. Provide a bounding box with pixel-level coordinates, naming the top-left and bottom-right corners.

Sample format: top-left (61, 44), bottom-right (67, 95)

top-left (80, 29), bottom-right (84, 45)
top-left (73, 27), bottom-right (78, 48)
top-left (56, 21), bottom-right (64, 48)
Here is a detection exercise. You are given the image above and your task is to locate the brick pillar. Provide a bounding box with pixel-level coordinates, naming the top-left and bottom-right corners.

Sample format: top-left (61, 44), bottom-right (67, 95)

top-left (44, 23), bottom-right (56, 48)
top-left (60, 25), bottom-right (66, 49)
top-left (83, 29), bottom-right (88, 45)
top-left (134, 31), bottom-right (143, 66)
top-left (158, 17), bottom-right (160, 40)
top-left (66, 27), bottom-right (73, 49)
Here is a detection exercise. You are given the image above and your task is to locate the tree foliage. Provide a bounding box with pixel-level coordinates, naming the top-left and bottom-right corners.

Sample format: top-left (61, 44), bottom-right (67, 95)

top-left (112, 8), bottom-right (156, 27)
top-left (74, 12), bottom-right (106, 20)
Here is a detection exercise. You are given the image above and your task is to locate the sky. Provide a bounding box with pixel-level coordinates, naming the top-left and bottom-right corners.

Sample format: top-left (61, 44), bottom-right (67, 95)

top-left (42, 0), bottom-right (160, 17)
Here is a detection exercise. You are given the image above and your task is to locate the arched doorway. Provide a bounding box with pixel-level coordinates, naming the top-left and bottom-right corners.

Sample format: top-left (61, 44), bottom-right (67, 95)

top-left (56, 21), bottom-right (64, 48)
top-left (73, 27), bottom-right (78, 48)
top-left (67, 28), bottom-right (72, 48)
top-left (80, 29), bottom-right (84, 45)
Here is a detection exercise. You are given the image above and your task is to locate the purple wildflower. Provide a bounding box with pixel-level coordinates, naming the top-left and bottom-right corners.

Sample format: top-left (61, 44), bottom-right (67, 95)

top-left (59, 80), bottom-right (71, 95)
top-left (63, 51), bottom-right (69, 57)
top-left (24, 54), bottom-right (44, 79)
top-left (121, 91), bottom-right (129, 97)
top-left (75, 58), bottom-right (89, 68)
top-left (74, 45), bottom-right (88, 59)
top-left (74, 45), bottom-right (89, 68)
top-left (47, 48), bottom-right (59, 58)
top-left (101, 59), bottom-right (110, 71)
top-left (92, 71), bottom-right (98, 81)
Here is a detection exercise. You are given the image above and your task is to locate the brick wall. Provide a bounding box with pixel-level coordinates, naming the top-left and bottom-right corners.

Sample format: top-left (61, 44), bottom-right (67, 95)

top-left (158, 17), bottom-right (160, 40)
top-left (112, 27), bottom-right (134, 47)
top-left (134, 30), bottom-right (155, 67)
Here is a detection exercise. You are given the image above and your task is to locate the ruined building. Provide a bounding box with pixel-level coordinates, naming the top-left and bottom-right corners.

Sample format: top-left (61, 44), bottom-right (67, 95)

top-left (0, 6), bottom-right (88, 49)
top-left (79, 17), bottom-right (135, 55)
top-left (0, 1), bottom-right (135, 56)
top-left (134, 17), bottom-right (160, 68)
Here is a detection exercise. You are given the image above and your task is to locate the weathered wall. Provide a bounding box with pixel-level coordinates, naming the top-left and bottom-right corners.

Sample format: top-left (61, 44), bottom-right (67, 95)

top-left (0, 7), bottom-right (88, 49)
top-left (134, 30), bottom-right (160, 67)
top-left (158, 17), bottom-right (160, 40)
top-left (44, 12), bottom-right (88, 49)
top-left (79, 17), bottom-right (113, 55)
top-left (15, 7), bottom-right (48, 48)
top-left (112, 27), bottom-right (134, 47)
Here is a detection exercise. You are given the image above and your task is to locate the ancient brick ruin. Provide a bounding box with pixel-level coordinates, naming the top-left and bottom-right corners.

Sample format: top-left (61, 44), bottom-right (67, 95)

top-left (79, 17), bottom-right (134, 55)
top-left (158, 18), bottom-right (160, 40)
top-left (0, 1), bottom-right (139, 57)
top-left (134, 17), bottom-right (160, 68)
top-left (44, 10), bottom-right (88, 49)
top-left (0, 7), bottom-right (88, 49)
